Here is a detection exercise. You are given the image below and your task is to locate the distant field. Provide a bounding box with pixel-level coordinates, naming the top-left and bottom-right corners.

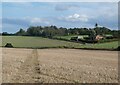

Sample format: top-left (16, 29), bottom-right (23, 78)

top-left (79, 41), bottom-right (118, 49)
top-left (1, 36), bottom-right (119, 49)
top-left (2, 36), bottom-right (81, 48)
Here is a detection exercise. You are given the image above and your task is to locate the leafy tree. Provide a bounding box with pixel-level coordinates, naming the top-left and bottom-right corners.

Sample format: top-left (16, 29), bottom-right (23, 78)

top-left (14, 25), bottom-right (119, 40)
top-left (89, 29), bottom-right (96, 41)
top-left (2, 32), bottom-right (8, 35)
top-left (16, 28), bottom-right (26, 36)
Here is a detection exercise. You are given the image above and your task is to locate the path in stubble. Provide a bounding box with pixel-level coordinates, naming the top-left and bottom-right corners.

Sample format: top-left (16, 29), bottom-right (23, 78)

top-left (11, 49), bottom-right (74, 83)
top-left (11, 49), bottom-right (39, 83)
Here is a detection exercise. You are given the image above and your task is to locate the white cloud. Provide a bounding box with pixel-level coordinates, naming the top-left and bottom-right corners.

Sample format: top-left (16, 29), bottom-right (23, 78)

top-left (3, 17), bottom-right (51, 26)
top-left (63, 13), bottom-right (89, 22)
top-left (31, 18), bottom-right (42, 23)
top-left (24, 17), bottom-right (50, 24)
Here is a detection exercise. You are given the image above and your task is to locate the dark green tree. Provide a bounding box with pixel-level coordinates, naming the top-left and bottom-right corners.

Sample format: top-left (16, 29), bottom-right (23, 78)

top-left (16, 28), bottom-right (26, 36)
top-left (89, 29), bottom-right (96, 41)
top-left (95, 23), bottom-right (98, 28)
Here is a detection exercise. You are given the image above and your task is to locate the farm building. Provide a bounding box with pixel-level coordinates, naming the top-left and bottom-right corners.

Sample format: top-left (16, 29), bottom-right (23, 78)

top-left (70, 36), bottom-right (85, 41)
top-left (70, 35), bottom-right (104, 42)
top-left (95, 35), bottom-right (104, 41)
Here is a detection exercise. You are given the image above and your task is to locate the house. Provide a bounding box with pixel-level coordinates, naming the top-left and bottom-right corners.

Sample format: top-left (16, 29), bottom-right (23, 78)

top-left (95, 35), bottom-right (104, 41)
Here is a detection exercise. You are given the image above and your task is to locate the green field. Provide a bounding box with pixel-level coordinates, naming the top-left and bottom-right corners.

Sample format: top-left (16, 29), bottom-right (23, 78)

top-left (2, 36), bottom-right (81, 48)
top-left (79, 41), bottom-right (118, 49)
top-left (1, 36), bottom-right (119, 49)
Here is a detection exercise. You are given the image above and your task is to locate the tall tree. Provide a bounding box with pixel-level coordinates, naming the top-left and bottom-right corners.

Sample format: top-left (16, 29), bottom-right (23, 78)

top-left (16, 28), bottom-right (26, 36)
top-left (89, 29), bottom-right (96, 41)
top-left (95, 23), bottom-right (98, 28)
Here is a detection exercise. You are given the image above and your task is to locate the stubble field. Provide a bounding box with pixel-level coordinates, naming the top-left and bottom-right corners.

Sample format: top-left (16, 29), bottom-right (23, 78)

top-left (2, 48), bottom-right (118, 83)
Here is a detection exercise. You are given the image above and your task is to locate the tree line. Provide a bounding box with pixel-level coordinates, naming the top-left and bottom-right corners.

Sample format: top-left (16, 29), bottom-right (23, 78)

top-left (2, 25), bottom-right (119, 38)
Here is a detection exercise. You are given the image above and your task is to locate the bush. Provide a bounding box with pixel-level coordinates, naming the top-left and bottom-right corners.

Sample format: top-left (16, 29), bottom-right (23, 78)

top-left (98, 39), bottom-right (118, 43)
top-left (5, 43), bottom-right (13, 48)
top-left (70, 37), bottom-right (78, 41)
top-left (78, 39), bottom-right (98, 43)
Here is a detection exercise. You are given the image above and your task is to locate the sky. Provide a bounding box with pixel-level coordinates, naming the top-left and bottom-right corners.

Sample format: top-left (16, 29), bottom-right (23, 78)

top-left (1, 2), bottom-right (118, 33)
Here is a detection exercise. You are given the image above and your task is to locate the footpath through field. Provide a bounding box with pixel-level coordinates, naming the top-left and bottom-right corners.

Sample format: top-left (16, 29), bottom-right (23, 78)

top-left (10, 49), bottom-right (74, 83)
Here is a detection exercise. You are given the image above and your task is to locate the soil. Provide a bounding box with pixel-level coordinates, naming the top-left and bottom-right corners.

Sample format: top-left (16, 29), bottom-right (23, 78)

top-left (2, 48), bottom-right (118, 83)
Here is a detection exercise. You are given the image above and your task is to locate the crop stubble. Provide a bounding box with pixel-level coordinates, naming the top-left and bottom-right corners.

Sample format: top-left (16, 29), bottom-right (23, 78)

top-left (2, 48), bottom-right (118, 83)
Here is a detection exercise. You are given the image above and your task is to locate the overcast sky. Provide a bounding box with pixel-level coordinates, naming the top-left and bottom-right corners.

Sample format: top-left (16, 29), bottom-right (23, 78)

top-left (1, 2), bottom-right (118, 33)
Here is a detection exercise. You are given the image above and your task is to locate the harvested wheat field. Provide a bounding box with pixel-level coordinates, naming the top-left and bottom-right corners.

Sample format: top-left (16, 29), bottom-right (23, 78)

top-left (2, 48), bottom-right (118, 83)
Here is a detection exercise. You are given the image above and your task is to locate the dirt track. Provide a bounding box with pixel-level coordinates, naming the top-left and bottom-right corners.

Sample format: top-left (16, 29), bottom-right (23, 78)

top-left (2, 48), bottom-right (118, 83)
